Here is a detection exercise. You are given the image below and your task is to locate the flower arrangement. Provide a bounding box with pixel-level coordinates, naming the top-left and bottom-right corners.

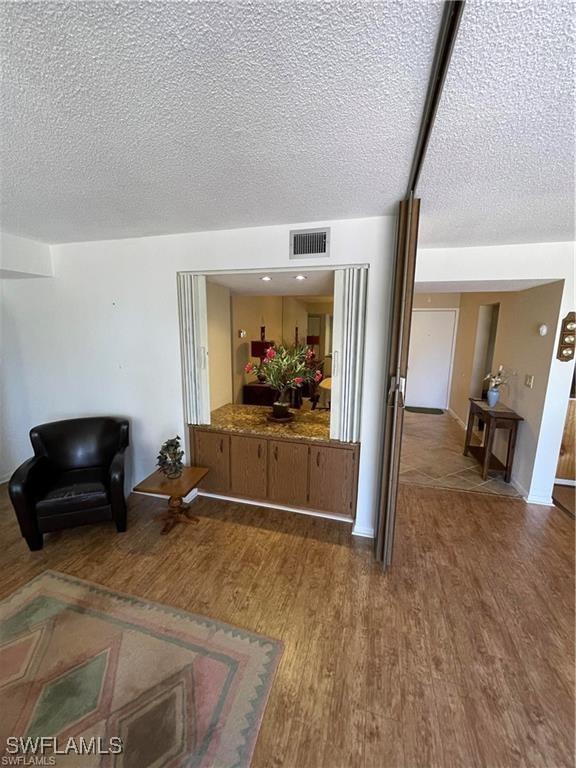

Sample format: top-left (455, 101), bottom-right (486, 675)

top-left (157, 436), bottom-right (184, 479)
top-left (484, 364), bottom-right (508, 390)
top-left (245, 344), bottom-right (323, 418)
top-left (483, 365), bottom-right (507, 406)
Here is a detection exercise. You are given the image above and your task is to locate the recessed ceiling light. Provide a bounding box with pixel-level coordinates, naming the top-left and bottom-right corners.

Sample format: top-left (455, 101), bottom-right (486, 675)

top-left (295, 275), bottom-right (307, 281)
top-left (260, 276), bottom-right (272, 282)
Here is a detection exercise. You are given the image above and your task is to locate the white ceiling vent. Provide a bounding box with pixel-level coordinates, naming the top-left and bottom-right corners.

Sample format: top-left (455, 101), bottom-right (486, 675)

top-left (289, 228), bottom-right (330, 259)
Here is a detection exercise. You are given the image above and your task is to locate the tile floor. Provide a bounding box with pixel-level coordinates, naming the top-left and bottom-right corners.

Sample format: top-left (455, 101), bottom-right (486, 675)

top-left (400, 410), bottom-right (521, 498)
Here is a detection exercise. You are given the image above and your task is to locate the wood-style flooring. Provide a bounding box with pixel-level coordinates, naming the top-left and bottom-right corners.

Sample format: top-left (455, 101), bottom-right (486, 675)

top-left (0, 483), bottom-right (573, 767)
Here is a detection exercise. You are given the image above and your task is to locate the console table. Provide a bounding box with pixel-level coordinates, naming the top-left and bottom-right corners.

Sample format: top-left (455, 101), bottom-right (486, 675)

top-left (464, 398), bottom-right (523, 482)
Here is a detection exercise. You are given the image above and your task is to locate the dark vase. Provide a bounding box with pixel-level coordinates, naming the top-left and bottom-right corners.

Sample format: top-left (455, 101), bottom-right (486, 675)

top-left (272, 402), bottom-right (291, 420)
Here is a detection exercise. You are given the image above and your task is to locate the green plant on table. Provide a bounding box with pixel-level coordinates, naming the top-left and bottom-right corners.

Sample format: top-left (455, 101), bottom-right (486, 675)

top-left (245, 344), bottom-right (323, 405)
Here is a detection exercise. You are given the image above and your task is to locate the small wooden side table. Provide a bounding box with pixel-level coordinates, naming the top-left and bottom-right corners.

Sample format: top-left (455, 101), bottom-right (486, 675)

top-left (134, 466), bottom-right (209, 534)
top-left (464, 398), bottom-right (523, 482)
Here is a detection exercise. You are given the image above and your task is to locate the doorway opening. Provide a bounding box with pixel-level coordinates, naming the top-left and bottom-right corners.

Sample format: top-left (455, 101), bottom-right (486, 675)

top-left (399, 280), bottom-right (565, 500)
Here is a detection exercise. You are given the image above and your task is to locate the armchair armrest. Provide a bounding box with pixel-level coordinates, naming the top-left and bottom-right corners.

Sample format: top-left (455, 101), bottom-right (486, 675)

top-left (9, 456), bottom-right (53, 539)
top-left (109, 448), bottom-right (128, 531)
top-left (109, 448), bottom-right (127, 489)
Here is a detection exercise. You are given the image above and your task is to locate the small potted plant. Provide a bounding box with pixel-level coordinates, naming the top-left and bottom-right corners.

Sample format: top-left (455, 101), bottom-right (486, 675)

top-left (157, 436), bottom-right (184, 479)
top-left (245, 344), bottom-right (323, 421)
top-left (484, 365), bottom-right (508, 407)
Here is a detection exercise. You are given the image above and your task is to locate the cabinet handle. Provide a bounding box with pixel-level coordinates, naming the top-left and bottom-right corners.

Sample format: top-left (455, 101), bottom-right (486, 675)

top-left (219, 439), bottom-right (223, 453)
top-left (316, 452), bottom-right (320, 467)
top-left (274, 446), bottom-right (278, 461)
top-left (258, 444), bottom-right (262, 459)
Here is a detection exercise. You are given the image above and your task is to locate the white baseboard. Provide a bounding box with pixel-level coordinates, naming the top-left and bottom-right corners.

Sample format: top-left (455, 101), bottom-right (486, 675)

top-left (352, 525), bottom-right (375, 538)
top-left (554, 479), bottom-right (576, 487)
top-left (447, 408), bottom-right (466, 429)
top-left (525, 492), bottom-right (554, 507)
top-left (510, 477), bottom-right (529, 500)
top-left (132, 488), bottom-right (199, 503)
top-left (198, 491), bottom-right (354, 525)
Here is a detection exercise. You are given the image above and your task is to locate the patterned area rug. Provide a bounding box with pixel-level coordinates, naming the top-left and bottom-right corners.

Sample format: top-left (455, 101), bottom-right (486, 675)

top-left (0, 571), bottom-right (282, 767)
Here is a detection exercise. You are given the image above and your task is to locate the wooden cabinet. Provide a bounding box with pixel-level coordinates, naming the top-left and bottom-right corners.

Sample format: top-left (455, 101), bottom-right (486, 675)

top-left (194, 430), bottom-right (230, 494)
top-left (189, 426), bottom-right (359, 519)
top-left (309, 445), bottom-right (355, 516)
top-left (268, 440), bottom-right (309, 507)
top-left (230, 435), bottom-right (268, 499)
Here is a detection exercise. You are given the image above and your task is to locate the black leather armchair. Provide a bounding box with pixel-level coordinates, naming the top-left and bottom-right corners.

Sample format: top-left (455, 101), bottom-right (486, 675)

top-left (9, 417), bottom-right (129, 551)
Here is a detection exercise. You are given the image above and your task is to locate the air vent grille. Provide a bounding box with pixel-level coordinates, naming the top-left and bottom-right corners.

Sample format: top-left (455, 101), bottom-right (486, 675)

top-left (289, 228), bottom-right (330, 259)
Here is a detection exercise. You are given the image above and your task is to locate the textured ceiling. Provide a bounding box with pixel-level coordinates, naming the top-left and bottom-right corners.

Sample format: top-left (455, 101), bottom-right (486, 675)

top-left (418, 0), bottom-right (575, 247)
top-left (0, 0), bottom-right (440, 243)
top-left (1, 1), bottom-right (573, 247)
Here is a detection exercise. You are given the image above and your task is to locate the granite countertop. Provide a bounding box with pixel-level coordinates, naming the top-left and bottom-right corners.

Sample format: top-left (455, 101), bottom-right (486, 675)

top-left (205, 404), bottom-right (332, 442)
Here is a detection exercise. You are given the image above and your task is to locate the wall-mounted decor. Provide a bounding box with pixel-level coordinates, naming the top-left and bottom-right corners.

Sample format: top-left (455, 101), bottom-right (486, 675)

top-left (557, 311), bottom-right (576, 361)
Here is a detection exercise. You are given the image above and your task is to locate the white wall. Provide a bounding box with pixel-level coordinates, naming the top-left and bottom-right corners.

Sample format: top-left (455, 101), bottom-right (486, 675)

top-left (416, 242), bottom-right (576, 504)
top-left (0, 216), bottom-right (395, 535)
top-left (0, 232), bottom-right (54, 277)
top-left (206, 281), bottom-right (232, 411)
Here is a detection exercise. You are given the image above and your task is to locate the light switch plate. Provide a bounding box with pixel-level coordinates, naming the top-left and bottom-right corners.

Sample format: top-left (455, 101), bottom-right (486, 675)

top-left (525, 374), bottom-right (535, 389)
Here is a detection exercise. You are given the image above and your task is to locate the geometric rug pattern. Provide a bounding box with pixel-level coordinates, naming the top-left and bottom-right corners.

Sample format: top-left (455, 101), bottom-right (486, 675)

top-left (0, 571), bottom-right (283, 767)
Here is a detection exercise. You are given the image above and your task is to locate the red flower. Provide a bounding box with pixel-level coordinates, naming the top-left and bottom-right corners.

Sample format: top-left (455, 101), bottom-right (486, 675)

top-left (244, 362), bottom-right (254, 373)
top-left (265, 347), bottom-right (276, 360)
top-left (294, 377), bottom-right (304, 386)
top-left (314, 371), bottom-right (323, 382)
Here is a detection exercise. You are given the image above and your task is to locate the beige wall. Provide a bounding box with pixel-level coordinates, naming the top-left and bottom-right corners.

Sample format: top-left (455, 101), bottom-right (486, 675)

top-left (282, 296), bottom-right (309, 346)
top-left (413, 292), bottom-right (461, 309)
top-left (230, 295), bottom-right (283, 403)
top-left (206, 281), bottom-right (233, 410)
top-left (449, 282), bottom-right (564, 484)
top-left (230, 295), bottom-right (335, 402)
top-left (306, 300), bottom-right (334, 369)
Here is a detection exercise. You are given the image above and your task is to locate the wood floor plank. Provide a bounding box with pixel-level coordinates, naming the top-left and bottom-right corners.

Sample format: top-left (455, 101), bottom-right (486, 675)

top-left (0, 482), bottom-right (573, 768)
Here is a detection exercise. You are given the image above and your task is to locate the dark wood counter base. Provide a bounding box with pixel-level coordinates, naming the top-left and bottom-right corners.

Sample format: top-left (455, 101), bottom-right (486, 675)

top-left (189, 418), bottom-right (360, 519)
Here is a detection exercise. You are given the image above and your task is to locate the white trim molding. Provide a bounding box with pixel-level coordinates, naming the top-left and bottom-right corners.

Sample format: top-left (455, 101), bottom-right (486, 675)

top-left (198, 491), bottom-right (354, 524)
top-left (352, 525), bottom-right (375, 538)
top-left (177, 273), bottom-right (211, 425)
top-left (525, 493), bottom-right (554, 507)
top-left (331, 266), bottom-right (368, 442)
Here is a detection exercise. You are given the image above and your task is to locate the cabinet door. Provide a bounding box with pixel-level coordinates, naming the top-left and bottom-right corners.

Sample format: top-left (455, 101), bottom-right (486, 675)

top-left (194, 431), bottom-right (230, 494)
top-left (230, 435), bottom-right (268, 499)
top-left (309, 446), bottom-right (355, 516)
top-left (268, 441), bottom-right (309, 507)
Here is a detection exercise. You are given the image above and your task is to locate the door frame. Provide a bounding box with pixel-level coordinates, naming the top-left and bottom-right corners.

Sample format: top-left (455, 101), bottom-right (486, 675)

top-left (408, 307), bottom-right (459, 410)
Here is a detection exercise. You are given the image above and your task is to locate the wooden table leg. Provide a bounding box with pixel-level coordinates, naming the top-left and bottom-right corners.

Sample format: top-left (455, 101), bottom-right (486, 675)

top-left (154, 495), bottom-right (199, 535)
top-left (464, 407), bottom-right (475, 456)
top-left (482, 418), bottom-right (495, 481)
top-left (505, 423), bottom-right (518, 483)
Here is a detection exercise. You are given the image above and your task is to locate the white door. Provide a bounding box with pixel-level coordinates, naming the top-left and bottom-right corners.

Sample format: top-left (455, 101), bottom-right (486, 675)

top-left (405, 309), bottom-right (457, 409)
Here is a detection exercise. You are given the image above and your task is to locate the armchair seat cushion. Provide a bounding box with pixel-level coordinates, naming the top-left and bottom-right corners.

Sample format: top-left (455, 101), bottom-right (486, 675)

top-left (36, 468), bottom-right (109, 516)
